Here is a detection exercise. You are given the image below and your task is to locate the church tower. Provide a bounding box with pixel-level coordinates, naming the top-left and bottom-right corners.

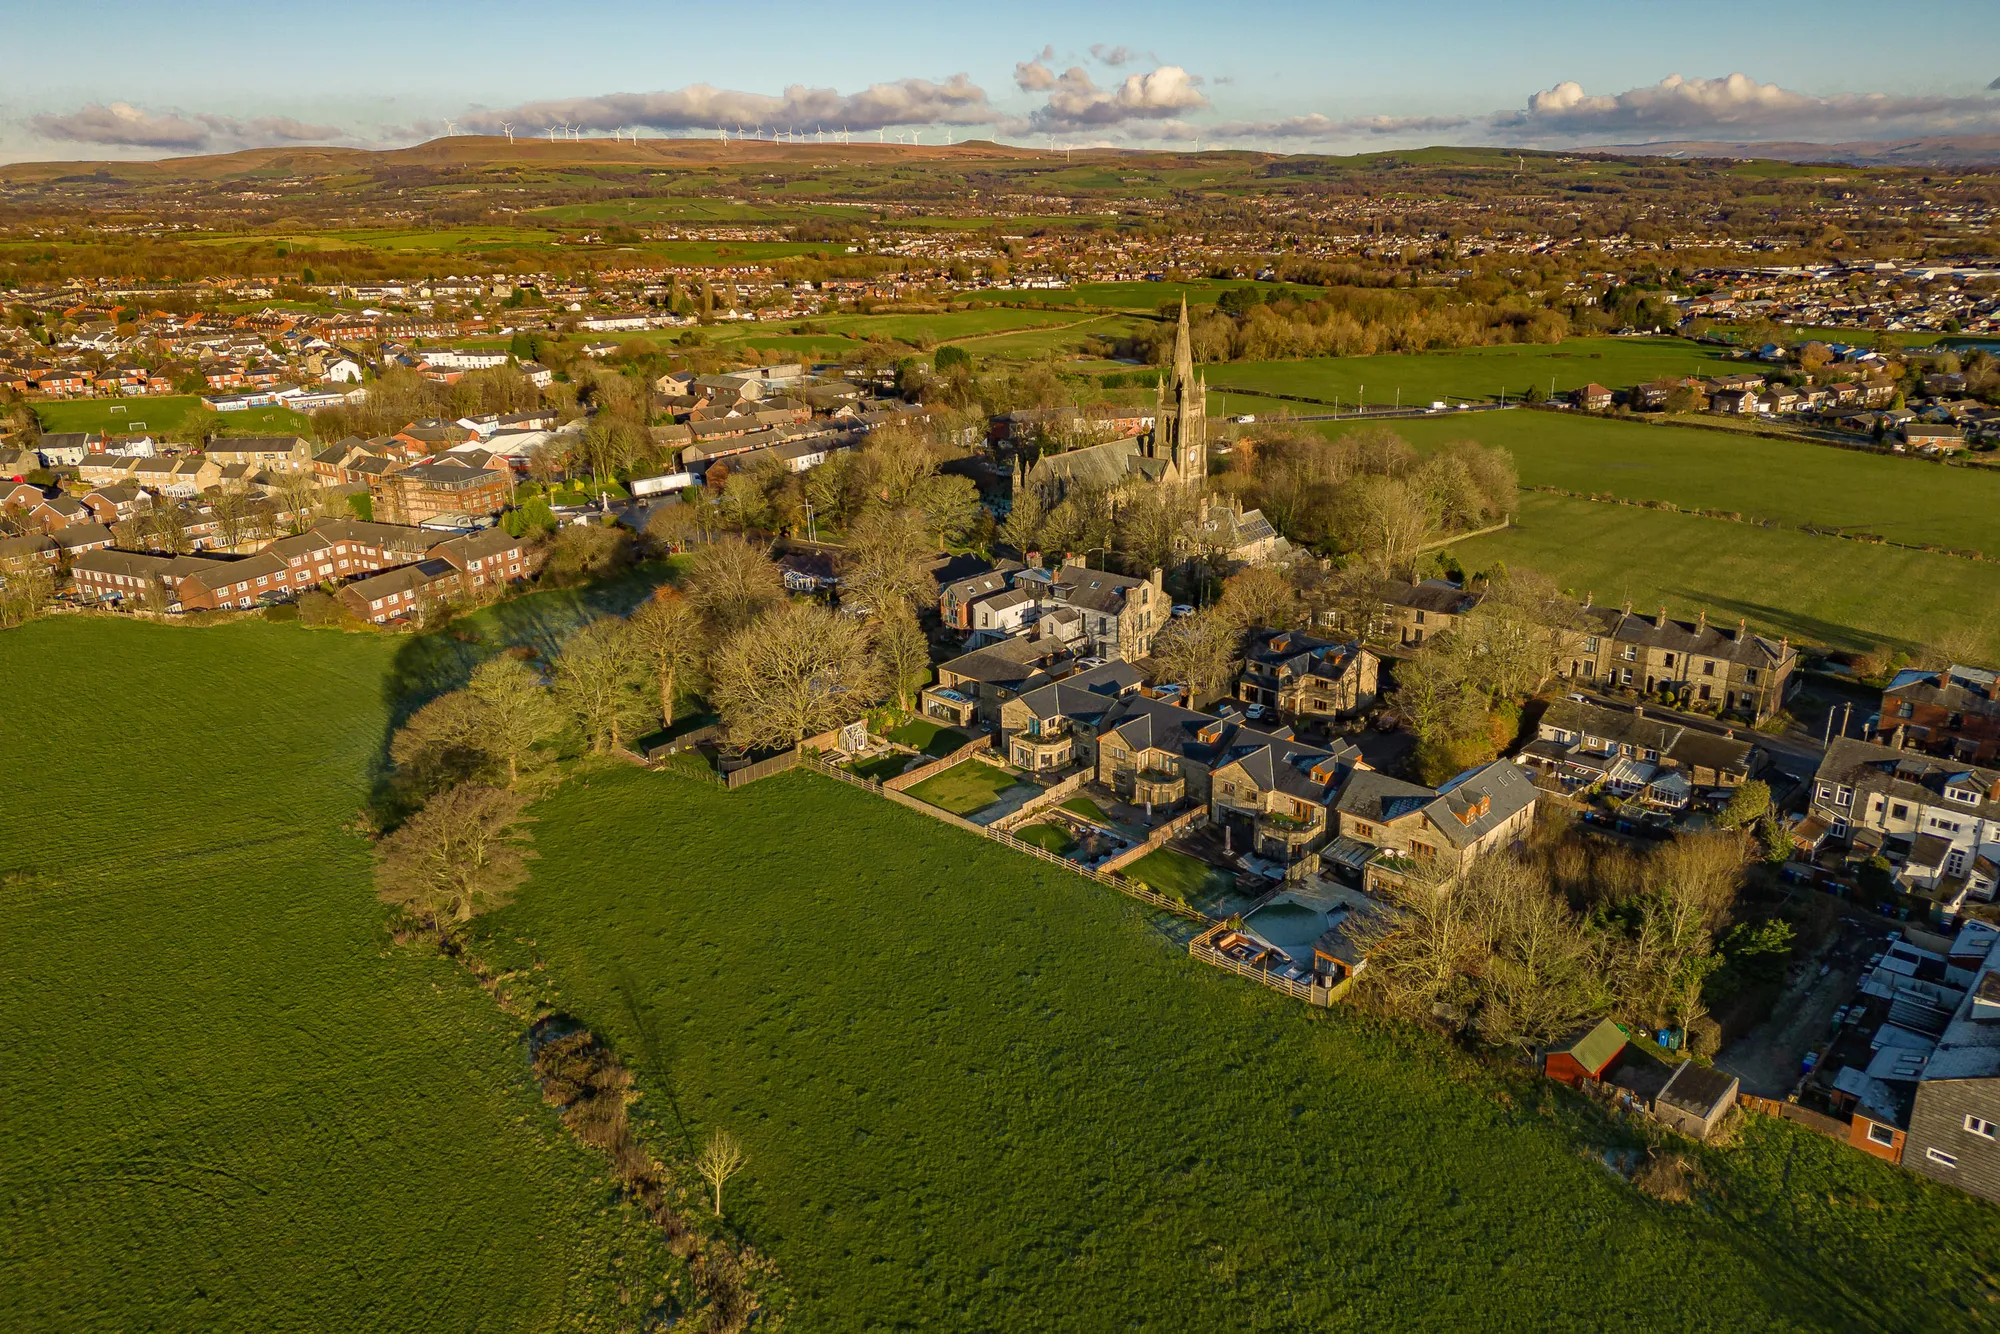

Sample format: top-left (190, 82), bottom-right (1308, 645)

top-left (1150, 296), bottom-right (1206, 493)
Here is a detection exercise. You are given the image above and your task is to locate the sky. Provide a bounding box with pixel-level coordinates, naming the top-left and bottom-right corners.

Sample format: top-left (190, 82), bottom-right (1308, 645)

top-left (3, 0), bottom-right (1998, 162)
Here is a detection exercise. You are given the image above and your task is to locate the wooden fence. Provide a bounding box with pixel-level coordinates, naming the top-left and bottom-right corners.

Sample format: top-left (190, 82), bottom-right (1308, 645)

top-left (882, 733), bottom-right (993, 792)
top-left (1187, 921), bottom-right (1343, 1006)
top-left (990, 769), bottom-right (1091, 833)
top-left (1100, 806), bottom-right (1208, 875)
top-left (724, 749), bottom-right (800, 788)
top-left (802, 752), bottom-right (1210, 922)
top-left (1739, 1093), bottom-right (1850, 1141)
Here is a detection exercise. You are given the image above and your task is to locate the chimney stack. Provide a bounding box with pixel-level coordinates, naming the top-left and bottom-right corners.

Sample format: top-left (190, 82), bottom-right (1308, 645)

top-left (1658, 605), bottom-right (1669, 628)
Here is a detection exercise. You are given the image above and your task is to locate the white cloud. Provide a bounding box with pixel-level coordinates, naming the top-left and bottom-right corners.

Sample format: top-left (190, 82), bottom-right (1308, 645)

top-left (1029, 65), bottom-right (1206, 131)
top-left (28, 102), bottom-right (342, 152)
top-left (462, 77), bottom-right (993, 135)
top-left (1090, 44), bottom-right (1138, 68)
top-left (1014, 60), bottom-right (1057, 93)
top-left (1499, 72), bottom-right (2000, 140)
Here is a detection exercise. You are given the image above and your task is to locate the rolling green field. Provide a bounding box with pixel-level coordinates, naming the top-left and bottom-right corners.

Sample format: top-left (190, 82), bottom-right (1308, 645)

top-left (478, 765), bottom-right (2000, 1331)
top-left (1449, 491), bottom-right (2000, 657)
top-left (1212, 337), bottom-right (1744, 407)
top-left (1310, 409), bottom-right (2000, 560)
top-left (33, 395), bottom-right (311, 438)
top-left (0, 618), bottom-right (665, 1332)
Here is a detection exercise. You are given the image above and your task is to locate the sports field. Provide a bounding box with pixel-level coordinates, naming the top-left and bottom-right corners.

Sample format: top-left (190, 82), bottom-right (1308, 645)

top-left (33, 395), bottom-right (311, 439)
top-left (0, 618), bottom-right (666, 1332)
top-left (478, 764), bottom-right (2000, 1332)
top-left (1449, 491), bottom-right (2000, 658)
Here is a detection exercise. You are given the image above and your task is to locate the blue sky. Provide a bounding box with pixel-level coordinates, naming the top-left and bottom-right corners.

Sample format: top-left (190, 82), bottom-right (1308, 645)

top-left (3, 0), bottom-right (1998, 160)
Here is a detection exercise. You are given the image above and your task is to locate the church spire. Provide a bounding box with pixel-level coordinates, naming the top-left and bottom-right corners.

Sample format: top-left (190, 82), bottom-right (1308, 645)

top-left (1172, 295), bottom-right (1194, 390)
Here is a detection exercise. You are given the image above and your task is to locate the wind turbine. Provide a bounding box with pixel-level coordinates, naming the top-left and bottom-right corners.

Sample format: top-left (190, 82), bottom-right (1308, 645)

top-left (499, 121), bottom-right (514, 144)
top-left (442, 117), bottom-right (457, 136)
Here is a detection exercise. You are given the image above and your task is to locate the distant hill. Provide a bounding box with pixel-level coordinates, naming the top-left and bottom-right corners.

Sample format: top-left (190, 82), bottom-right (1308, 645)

top-left (1588, 135), bottom-right (2000, 168)
top-left (0, 135), bottom-right (1057, 184)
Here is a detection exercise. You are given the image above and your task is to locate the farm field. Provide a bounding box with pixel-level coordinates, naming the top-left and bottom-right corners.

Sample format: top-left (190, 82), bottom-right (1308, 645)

top-left (33, 395), bottom-right (311, 438)
top-left (1447, 491), bottom-right (2000, 658)
top-left (0, 618), bottom-right (663, 1333)
top-left (479, 764), bottom-right (2000, 1332)
top-left (1211, 337), bottom-right (1744, 407)
top-left (1308, 409), bottom-right (2000, 559)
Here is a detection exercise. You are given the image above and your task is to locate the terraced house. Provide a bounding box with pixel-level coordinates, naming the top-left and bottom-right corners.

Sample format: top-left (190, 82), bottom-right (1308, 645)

top-left (1802, 738), bottom-right (2000, 918)
top-left (1561, 603), bottom-right (1797, 722)
top-left (1874, 664), bottom-right (2000, 765)
top-left (1520, 698), bottom-right (1757, 813)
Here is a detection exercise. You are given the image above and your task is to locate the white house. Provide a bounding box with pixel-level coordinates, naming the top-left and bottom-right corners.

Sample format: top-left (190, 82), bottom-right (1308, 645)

top-left (321, 356), bottom-right (364, 383)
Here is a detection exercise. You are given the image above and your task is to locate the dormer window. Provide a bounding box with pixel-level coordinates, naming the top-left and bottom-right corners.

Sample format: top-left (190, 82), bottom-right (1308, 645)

top-left (1945, 786), bottom-right (1978, 807)
top-left (1835, 786), bottom-right (1853, 807)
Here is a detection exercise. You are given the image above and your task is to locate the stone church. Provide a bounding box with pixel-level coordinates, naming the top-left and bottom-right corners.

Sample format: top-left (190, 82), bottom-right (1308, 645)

top-left (1015, 297), bottom-right (1206, 501)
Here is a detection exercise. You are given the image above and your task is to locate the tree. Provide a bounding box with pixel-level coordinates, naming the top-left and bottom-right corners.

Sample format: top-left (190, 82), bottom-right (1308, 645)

top-left (0, 560), bottom-right (55, 630)
top-left (909, 473), bottom-right (981, 545)
top-left (1113, 484), bottom-right (1197, 576)
top-left (711, 601), bottom-right (883, 751)
top-left (624, 590), bottom-right (707, 729)
top-left (1149, 608), bottom-right (1239, 702)
top-left (1216, 565), bottom-right (1296, 634)
top-left (695, 1129), bottom-right (746, 1219)
top-left (467, 654), bottom-right (562, 786)
top-left (390, 689), bottom-right (497, 799)
top-left (643, 499), bottom-right (700, 553)
top-left (684, 537), bottom-right (785, 638)
top-left (552, 617), bottom-right (650, 753)
top-left (271, 469), bottom-right (323, 534)
top-left (872, 603), bottom-right (931, 711)
top-left (841, 505), bottom-right (935, 617)
top-left (1338, 474), bottom-right (1435, 579)
top-left (374, 784), bottom-right (536, 937)
top-left (1717, 779), bottom-right (1771, 831)
top-left (208, 484), bottom-right (256, 549)
top-left (542, 522), bottom-right (633, 585)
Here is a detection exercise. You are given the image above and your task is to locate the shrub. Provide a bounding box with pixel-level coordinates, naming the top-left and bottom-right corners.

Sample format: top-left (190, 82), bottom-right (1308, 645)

top-left (262, 603), bottom-right (300, 623)
top-left (297, 590), bottom-right (341, 627)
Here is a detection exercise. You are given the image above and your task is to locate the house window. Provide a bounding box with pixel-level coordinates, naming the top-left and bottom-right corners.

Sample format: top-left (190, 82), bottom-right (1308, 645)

top-left (1745, 668), bottom-right (1759, 685)
top-left (1898, 701), bottom-right (1914, 719)
top-left (1891, 802), bottom-right (1908, 821)
top-left (1926, 1147), bottom-right (1959, 1169)
top-left (1967, 1116), bottom-right (1998, 1140)
top-left (1835, 787), bottom-right (1852, 808)
top-left (1702, 661), bottom-right (1714, 675)
top-left (1622, 646), bottom-right (1636, 661)
top-left (1663, 653), bottom-right (1675, 667)
top-left (1866, 1122), bottom-right (1897, 1147)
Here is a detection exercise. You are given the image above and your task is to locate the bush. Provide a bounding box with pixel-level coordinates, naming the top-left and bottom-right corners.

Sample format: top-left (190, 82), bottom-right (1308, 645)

top-left (262, 603), bottom-right (300, 623)
top-left (297, 590), bottom-right (341, 627)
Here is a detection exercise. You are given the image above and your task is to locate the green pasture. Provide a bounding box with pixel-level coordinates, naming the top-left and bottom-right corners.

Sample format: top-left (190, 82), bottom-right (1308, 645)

top-left (1448, 491), bottom-right (2000, 658)
top-left (0, 618), bottom-right (664, 1332)
top-left (1211, 337), bottom-right (1745, 407)
top-left (476, 764), bottom-right (2000, 1331)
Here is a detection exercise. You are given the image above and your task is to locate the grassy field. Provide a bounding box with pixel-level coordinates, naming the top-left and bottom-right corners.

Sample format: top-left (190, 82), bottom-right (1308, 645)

top-left (0, 617), bottom-right (666, 1332)
top-left (1305, 409), bottom-right (2000, 560)
top-left (33, 395), bottom-right (311, 438)
top-left (903, 757), bottom-right (1030, 815)
top-left (1211, 337), bottom-right (1745, 407)
top-left (476, 765), bottom-right (2000, 1331)
top-left (1448, 491), bottom-right (2000, 658)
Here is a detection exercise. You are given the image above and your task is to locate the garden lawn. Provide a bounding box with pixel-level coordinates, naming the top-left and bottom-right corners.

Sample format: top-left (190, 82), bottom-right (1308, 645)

top-left (902, 757), bottom-right (1030, 815)
top-left (1122, 845), bottom-right (1232, 903)
top-left (0, 617), bottom-right (662, 1333)
top-left (1060, 796), bottom-right (1113, 823)
top-left (1012, 822), bottom-right (1077, 854)
top-left (847, 752), bottom-right (911, 782)
top-left (480, 766), bottom-right (2000, 1332)
top-left (884, 717), bottom-right (970, 757)
top-left (1447, 491), bottom-right (2000, 658)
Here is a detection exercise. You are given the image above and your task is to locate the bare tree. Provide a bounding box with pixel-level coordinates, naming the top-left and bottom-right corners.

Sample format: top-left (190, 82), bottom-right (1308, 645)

top-left (1337, 474), bottom-right (1435, 580)
top-left (1149, 607), bottom-right (1239, 702)
top-left (624, 589), bottom-right (707, 729)
top-left (208, 484), bottom-right (256, 549)
top-left (468, 654), bottom-right (563, 786)
top-left (552, 617), bottom-right (650, 753)
top-left (696, 1129), bottom-right (747, 1219)
top-left (390, 689), bottom-right (498, 798)
top-left (841, 505), bottom-right (935, 617)
top-left (872, 603), bottom-right (931, 711)
top-left (271, 469), bottom-right (323, 535)
top-left (711, 601), bottom-right (884, 751)
top-left (684, 536), bottom-right (785, 639)
top-left (374, 784), bottom-right (536, 936)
